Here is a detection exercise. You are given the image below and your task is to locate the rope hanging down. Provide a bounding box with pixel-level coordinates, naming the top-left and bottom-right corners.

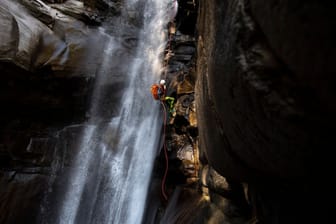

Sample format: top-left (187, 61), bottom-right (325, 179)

top-left (160, 101), bottom-right (169, 201)
top-left (158, 22), bottom-right (176, 201)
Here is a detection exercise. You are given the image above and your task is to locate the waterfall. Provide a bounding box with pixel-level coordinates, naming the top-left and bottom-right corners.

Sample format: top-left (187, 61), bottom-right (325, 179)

top-left (40, 0), bottom-right (172, 223)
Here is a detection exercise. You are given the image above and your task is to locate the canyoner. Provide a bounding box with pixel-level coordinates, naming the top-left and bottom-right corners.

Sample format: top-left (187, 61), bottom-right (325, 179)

top-left (37, 0), bottom-right (176, 224)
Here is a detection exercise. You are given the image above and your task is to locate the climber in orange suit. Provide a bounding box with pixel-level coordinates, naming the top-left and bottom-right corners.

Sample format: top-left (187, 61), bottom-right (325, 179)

top-left (151, 79), bottom-right (166, 101)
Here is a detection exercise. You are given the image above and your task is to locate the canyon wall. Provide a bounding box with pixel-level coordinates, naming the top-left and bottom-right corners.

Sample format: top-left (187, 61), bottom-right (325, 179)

top-left (196, 0), bottom-right (335, 223)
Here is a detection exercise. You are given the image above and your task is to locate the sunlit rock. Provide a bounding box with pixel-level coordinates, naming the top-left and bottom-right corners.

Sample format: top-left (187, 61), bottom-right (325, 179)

top-left (188, 100), bottom-right (197, 127)
top-left (177, 78), bottom-right (194, 94)
top-left (0, 0), bottom-right (108, 77)
top-left (50, 0), bottom-right (102, 25)
top-left (167, 0), bottom-right (178, 22)
top-left (0, 1), bottom-right (47, 70)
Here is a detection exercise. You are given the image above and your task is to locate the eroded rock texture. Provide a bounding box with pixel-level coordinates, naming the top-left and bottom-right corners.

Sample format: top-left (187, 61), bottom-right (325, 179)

top-left (196, 0), bottom-right (335, 223)
top-left (0, 1), bottom-right (124, 223)
top-left (2, 0), bottom-right (335, 223)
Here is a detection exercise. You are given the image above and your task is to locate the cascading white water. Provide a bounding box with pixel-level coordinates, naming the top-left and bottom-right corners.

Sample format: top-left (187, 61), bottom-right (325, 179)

top-left (44, 0), bottom-right (173, 224)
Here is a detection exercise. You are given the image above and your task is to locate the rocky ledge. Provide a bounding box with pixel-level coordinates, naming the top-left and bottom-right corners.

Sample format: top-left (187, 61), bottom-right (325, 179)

top-left (0, 1), bottom-right (124, 223)
top-left (144, 1), bottom-right (251, 223)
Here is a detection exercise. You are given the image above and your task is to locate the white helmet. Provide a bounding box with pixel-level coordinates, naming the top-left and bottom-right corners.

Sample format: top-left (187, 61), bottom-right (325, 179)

top-left (160, 79), bottom-right (166, 85)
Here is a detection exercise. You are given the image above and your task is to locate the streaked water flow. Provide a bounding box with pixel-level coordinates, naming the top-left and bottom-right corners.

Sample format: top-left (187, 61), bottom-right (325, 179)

top-left (41, 0), bottom-right (172, 223)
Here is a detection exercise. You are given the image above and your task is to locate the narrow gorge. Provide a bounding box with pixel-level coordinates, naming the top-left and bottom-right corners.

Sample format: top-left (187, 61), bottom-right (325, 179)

top-left (1, 0), bottom-right (335, 224)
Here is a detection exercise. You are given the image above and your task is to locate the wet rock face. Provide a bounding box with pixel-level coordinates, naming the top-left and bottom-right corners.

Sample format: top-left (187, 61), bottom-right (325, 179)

top-left (0, 0), bottom-right (124, 222)
top-left (196, 0), bottom-right (336, 180)
top-left (196, 0), bottom-right (335, 222)
top-left (0, 174), bottom-right (49, 224)
top-left (175, 0), bottom-right (198, 35)
top-left (0, 124), bottom-right (91, 224)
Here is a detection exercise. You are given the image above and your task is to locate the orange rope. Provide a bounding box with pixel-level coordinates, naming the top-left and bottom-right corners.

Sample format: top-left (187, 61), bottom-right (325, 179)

top-left (159, 20), bottom-right (176, 201)
top-left (160, 101), bottom-right (169, 201)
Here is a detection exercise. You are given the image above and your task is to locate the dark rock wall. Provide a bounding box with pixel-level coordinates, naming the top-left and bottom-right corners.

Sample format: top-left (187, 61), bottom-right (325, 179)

top-left (1, 0), bottom-right (335, 223)
top-left (0, 174), bottom-right (48, 224)
top-left (0, 1), bottom-right (107, 223)
top-left (250, 0), bottom-right (336, 115)
top-left (196, 0), bottom-right (335, 223)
